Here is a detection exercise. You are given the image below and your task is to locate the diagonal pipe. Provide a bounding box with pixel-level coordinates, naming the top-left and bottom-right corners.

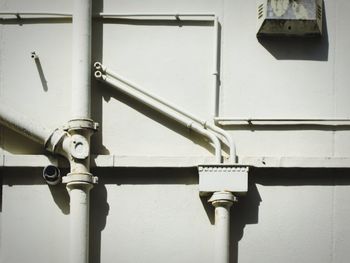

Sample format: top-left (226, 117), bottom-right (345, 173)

top-left (94, 62), bottom-right (236, 163)
top-left (94, 70), bottom-right (222, 163)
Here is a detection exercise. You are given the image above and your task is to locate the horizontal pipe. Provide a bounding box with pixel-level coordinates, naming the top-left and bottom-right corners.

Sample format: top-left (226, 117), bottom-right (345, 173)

top-left (94, 63), bottom-right (236, 162)
top-left (100, 13), bottom-right (215, 17)
top-left (0, 103), bottom-right (52, 144)
top-left (0, 12), bottom-right (215, 20)
top-left (95, 72), bottom-right (222, 163)
top-left (215, 117), bottom-right (350, 122)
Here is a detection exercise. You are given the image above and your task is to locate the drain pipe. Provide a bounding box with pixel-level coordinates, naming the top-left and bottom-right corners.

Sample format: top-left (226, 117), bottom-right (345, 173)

top-left (209, 191), bottom-right (236, 263)
top-left (65, 1), bottom-right (97, 263)
top-left (94, 63), bottom-right (236, 162)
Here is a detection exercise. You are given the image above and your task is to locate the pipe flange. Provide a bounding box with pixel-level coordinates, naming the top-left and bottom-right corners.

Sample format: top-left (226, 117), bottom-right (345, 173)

top-left (64, 118), bottom-right (99, 132)
top-left (62, 172), bottom-right (98, 184)
top-left (208, 191), bottom-right (237, 207)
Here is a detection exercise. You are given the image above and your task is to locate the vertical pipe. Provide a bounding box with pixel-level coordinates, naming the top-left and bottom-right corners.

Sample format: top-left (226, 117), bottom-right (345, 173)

top-left (67, 183), bottom-right (93, 263)
top-left (72, 0), bottom-right (92, 119)
top-left (209, 191), bottom-right (236, 263)
top-left (69, 1), bottom-right (94, 263)
top-left (214, 205), bottom-right (231, 263)
top-left (212, 16), bottom-right (220, 118)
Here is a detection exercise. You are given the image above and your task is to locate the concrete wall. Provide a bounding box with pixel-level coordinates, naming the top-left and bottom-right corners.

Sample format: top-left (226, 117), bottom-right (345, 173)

top-left (1, 0), bottom-right (350, 262)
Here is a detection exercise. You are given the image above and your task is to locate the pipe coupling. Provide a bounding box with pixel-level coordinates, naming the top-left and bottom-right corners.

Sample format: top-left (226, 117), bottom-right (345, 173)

top-left (209, 191), bottom-right (237, 207)
top-left (64, 118), bottom-right (99, 132)
top-left (62, 172), bottom-right (98, 185)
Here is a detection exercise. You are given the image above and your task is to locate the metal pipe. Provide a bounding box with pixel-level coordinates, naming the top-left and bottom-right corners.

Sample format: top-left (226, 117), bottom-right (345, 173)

top-left (69, 2), bottom-right (94, 263)
top-left (205, 123), bottom-right (236, 163)
top-left (212, 17), bottom-right (220, 118)
top-left (95, 71), bottom-right (222, 163)
top-left (67, 183), bottom-right (93, 263)
top-left (71, 0), bottom-right (92, 119)
top-left (209, 191), bottom-right (236, 263)
top-left (0, 12), bottom-right (215, 20)
top-left (99, 13), bottom-right (215, 18)
top-left (0, 103), bottom-right (52, 144)
top-left (94, 63), bottom-right (236, 162)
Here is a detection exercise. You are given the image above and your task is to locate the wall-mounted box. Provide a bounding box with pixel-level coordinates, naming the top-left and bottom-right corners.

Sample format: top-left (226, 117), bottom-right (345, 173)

top-left (198, 165), bottom-right (249, 196)
top-left (257, 0), bottom-right (323, 36)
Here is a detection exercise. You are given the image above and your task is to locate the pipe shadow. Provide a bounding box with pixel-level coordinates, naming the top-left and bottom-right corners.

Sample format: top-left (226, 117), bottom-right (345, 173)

top-left (91, 0), bottom-right (109, 155)
top-left (230, 182), bottom-right (261, 263)
top-left (257, 2), bottom-right (328, 61)
top-left (33, 58), bottom-right (49, 92)
top-left (0, 18), bottom-right (71, 25)
top-left (0, 170), bottom-right (3, 212)
top-left (89, 175), bottom-right (109, 263)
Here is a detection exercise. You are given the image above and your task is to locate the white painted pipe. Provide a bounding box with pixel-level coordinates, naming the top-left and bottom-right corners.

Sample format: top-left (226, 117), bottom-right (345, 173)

top-left (67, 183), bottom-right (93, 263)
top-left (71, 0), bottom-right (92, 119)
top-left (99, 13), bottom-right (216, 18)
top-left (0, 12), bottom-right (216, 20)
top-left (95, 71), bottom-right (222, 163)
top-left (205, 123), bottom-right (236, 163)
top-left (94, 63), bottom-right (236, 162)
top-left (209, 191), bottom-right (236, 263)
top-left (0, 103), bottom-right (52, 144)
top-left (212, 17), bottom-right (220, 118)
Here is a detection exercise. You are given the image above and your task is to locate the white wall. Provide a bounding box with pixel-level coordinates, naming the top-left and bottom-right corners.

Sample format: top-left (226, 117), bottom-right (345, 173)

top-left (1, 0), bottom-right (350, 262)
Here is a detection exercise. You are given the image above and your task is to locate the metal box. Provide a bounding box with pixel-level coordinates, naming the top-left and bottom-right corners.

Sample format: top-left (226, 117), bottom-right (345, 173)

top-left (257, 0), bottom-right (323, 36)
top-left (198, 165), bottom-right (249, 196)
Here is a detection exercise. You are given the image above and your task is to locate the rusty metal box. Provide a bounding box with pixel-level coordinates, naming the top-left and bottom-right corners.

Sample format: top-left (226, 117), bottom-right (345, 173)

top-left (257, 0), bottom-right (323, 36)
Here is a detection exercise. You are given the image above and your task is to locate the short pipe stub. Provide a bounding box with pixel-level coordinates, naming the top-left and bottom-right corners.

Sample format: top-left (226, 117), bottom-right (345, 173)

top-left (43, 165), bottom-right (61, 185)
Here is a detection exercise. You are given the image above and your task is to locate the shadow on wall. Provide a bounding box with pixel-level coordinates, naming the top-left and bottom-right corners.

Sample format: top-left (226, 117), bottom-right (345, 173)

top-left (89, 167), bottom-right (198, 263)
top-left (3, 167), bottom-right (350, 263)
top-left (257, 3), bottom-right (329, 61)
top-left (91, 0), bottom-right (110, 155)
top-left (0, 168), bottom-right (70, 214)
top-left (228, 167), bottom-right (350, 263)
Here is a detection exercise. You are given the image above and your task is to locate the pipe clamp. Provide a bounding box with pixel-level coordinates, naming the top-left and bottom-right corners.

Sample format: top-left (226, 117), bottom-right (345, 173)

top-left (62, 172), bottom-right (98, 184)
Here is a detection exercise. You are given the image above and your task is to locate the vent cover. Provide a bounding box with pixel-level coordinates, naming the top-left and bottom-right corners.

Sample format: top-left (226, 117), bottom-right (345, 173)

top-left (257, 0), bottom-right (323, 37)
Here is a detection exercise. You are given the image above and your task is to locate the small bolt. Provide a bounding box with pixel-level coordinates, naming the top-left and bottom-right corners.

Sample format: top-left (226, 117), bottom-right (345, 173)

top-left (31, 52), bottom-right (39, 59)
